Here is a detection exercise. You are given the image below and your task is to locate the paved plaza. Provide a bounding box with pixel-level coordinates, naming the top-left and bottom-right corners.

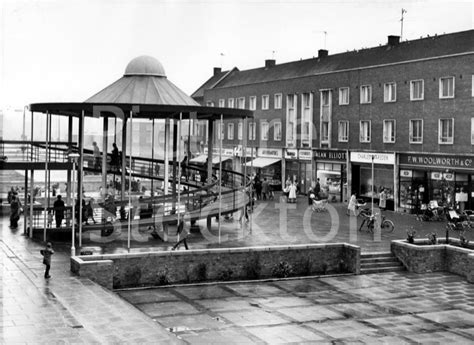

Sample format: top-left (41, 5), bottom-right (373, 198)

top-left (1, 195), bottom-right (474, 343)
top-left (118, 272), bottom-right (474, 344)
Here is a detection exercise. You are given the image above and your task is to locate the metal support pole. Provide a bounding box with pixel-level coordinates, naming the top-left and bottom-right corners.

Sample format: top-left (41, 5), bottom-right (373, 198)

top-left (164, 119), bottom-right (170, 195)
top-left (218, 114), bottom-right (223, 244)
top-left (151, 119), bottom-right (155, 196)
top-left (128, 111), bottom-right (133, 251)
top-left (29, 170), bottom-right (34, 238)
top-left (102, 116), bottom-right (108, 202)
top-left (78, 110), bottom-right (85, 247)
top-left (177, 113), bottom-right (182, 242)
top-left (371, 155), bottom-right (374, 216)
top-left (71, 158), bottom-right (77, 256)
top-left (43, 112), bottom-right (50, 242)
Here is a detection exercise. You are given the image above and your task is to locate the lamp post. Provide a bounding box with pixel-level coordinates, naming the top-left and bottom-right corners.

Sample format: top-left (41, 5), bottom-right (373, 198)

top-left (69, 152), bottom-right (80, 257)
top-left (371, 154), bottom-right (375, 216)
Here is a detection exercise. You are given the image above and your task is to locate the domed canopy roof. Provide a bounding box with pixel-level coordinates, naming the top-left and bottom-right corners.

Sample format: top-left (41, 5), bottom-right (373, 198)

top-left (85, 55), bottom-right (198, 106)
top-left (124, 55), bottom-right (166, 77)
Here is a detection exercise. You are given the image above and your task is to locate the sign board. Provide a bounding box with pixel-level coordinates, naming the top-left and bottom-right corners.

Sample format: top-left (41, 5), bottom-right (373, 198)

top-left (298, 149), bottom-right (312, 161)
top-left (400, 169), bottom-right (412, 178)
top-left (284, 149), bottom-right (298, 159)
top-left (399, 153), bottom-right (473, 169)
top-left (257, 148), bottom-right (282, 158)
top-left (350, 152), bottom-right (395, 165)
top-left (314, 149), bottom-right (347, 161)
top-left (233, 145), bottom-right (256, 157)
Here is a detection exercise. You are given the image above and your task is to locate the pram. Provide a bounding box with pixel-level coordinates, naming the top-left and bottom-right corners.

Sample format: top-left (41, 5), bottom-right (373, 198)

top-left (312, 198), bottom-right (328, 212)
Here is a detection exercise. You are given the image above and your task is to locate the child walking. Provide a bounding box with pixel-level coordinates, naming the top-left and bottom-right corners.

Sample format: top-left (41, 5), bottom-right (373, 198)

top-left (40, 242), bottom-right (54, 279)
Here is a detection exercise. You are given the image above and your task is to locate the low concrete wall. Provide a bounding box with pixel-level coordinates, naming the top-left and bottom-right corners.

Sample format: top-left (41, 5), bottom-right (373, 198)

top-left (391, 239), bottom-right (474, 283)
top-left (71, 243), bottom-right (360, 289)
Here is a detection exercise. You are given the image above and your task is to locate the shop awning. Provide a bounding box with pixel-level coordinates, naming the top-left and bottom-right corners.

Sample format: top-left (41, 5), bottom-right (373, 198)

top-left (244, 157), bottom-right (281, 168)
top-left (190, 155), bottom-right (232, 164)
top-left (190, 155), bottom-right (207, 163)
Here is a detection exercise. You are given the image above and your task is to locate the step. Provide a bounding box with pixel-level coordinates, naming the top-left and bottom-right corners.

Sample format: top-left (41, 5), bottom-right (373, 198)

top-left (360, 266), bottom-right (406, 274)
top-left (361, 262), bottom-right (404, 269)
top-left (361, 258), bottom-right (401, 265)
top-left (361, 252), bottom-right (393, 258)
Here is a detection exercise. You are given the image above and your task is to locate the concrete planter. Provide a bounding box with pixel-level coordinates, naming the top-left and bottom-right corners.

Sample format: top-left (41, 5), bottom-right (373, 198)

top-left (391, 239), bottom-right (474, 283)
top-left (71, 243), bottom-right (360, 289)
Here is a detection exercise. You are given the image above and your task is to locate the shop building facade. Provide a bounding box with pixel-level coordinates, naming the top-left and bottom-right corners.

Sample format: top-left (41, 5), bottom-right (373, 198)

top-left (192, 30), bottom-right (474, 212)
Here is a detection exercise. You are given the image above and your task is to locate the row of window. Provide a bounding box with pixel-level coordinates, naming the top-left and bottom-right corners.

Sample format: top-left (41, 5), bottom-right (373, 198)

top-left (208, 76), bottom-right (462, 110)
top-left (340, 118), bottom-right (456, 144)
top-left (215, 117), bottom-right (474, 145)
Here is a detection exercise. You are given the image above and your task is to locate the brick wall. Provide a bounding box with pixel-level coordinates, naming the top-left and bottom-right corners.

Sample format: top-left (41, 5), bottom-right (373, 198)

top-left (391, 239), bottom-right (474, 283)
top-left (71, 243), bottom-right (360, 289)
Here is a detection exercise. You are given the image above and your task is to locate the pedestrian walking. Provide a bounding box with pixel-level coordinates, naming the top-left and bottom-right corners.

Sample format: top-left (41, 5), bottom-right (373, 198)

top-left (347, 193), bottom-right (357, 216)
top-left (314, 178), bottom-right (321, 198)
top-left (9, 195), bottom-right (21, 229)
top-left (262, 178), bottom-right (270, 200)
top-left (307, 186), bottom-right (314, 206)
top-left (288, 182), bottom-right (297, 203)
top-left (47, 210), bottom-right (53, 228)
top-left (172, 220), bottom-right (189, 250)
top-left (84, 199), bottom-right (97, 224)
top-left (53, 195), bottom-right (65, 228)
top-left (111, 143), bottom-right (119, 170)
top-left (379, 188), bottom-right (387, 211)
top-left (93, 141), bottom-right (101, 169)
top-left (40, 242), bottom-right (54, 279)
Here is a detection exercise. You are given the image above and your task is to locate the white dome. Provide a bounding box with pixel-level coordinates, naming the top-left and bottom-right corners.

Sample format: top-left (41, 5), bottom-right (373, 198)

top-left (124, 55), bottom-right (166, 77)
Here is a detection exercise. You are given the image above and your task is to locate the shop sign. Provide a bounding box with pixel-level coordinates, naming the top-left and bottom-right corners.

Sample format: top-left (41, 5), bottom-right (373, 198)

top-left (284, 149), bottom-right (298, 159)
top-left (211, 147), bottom-right (234, 156)
top-left (314, 149), bottom-right (347, 161)
top-left (400, 153), bottom-right (473, 169)
top-left (350, 152), bottom-right (395, 165)
top-left (234, 145), bottom-right (256, 157)
top-left (258, 148), bottom-right (282, 158)
top-left (400, 169), bottom-right (412, 178)
top-left (298, 149), bottom-right (312, 160)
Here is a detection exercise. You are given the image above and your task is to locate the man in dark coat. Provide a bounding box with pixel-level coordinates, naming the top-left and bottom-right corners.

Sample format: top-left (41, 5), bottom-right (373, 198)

top-left (53, 195), bottom-right (65, 228)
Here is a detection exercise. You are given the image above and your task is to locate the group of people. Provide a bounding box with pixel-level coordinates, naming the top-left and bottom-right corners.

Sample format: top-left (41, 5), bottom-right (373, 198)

top-left (346, 188), bottom-right (388, 216)
top-left (252, 176), bottom-right (274, 201)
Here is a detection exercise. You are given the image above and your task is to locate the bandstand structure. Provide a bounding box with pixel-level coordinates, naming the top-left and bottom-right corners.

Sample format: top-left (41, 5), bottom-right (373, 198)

top-left (1, 56), bottom-right (253, 254)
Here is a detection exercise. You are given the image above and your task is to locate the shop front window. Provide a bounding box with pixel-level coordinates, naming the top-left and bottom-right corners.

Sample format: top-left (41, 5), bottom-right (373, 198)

top-left (317, 163), bottom-right (342, 202)
top-left (359, 165), bottom-right (394, 201)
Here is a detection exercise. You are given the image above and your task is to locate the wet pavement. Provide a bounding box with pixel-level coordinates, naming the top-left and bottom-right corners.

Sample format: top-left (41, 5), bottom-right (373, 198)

top-left (118, 272), bottom-right (474, 343)
top-left (1, 193), bottom-right (474, 343)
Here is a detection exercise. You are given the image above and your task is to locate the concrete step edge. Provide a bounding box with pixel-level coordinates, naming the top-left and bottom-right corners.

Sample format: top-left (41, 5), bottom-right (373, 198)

top-left (361, 262), bottom-right (404, 269)
top-left (360, 267), bottom-right (406, 274)
top-left (361, 252), bottom-right (393, 258)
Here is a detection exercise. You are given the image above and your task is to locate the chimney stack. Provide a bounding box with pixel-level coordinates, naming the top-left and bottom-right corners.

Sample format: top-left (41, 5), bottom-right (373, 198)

top-left (318, 49), bottom-right (328, 58)
top-left (265, 59), bottom-right (276, 68)
top-left (387, 35), bottom-right (400, 46)
top-left (213, 67), bottom-right (222, 76)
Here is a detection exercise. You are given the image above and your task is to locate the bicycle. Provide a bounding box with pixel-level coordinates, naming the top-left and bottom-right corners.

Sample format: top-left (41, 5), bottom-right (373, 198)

top-left (359, 212), bottom-right (394, 233)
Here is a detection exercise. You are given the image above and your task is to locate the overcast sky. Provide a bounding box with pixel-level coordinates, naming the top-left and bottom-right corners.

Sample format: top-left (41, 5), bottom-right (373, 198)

top-left (1, 0), bottom-right (472, 110)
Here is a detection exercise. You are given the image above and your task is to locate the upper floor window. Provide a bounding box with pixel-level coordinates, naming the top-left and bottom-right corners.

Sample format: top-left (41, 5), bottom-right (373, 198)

top-left (472, 75), bottom-right (474, 97)
top-left (238, 122), bottom-right (243, 140)
top-left (228, 98), bottom-right (234, 108)
top-left (228, 123), bottom-right (234, 140)
top-left (338, 121), bottom-right (349, 142)
top-left (249, 96), bottom-right (257, 110)
top-left (237, 97), bottom-right (245, 109)
top-left (360, 85), bottom-right (372, 104)
top-left (274, 121), bottom-right (282, 141)
top-left (262, 95), bottom-right (269, 110)
top-left (383, 120), bottom-right (396, 143)
top-left (471, 118), bottom-right (474, 145)
top-left (439, 118), bottom-right (454, 144)
top-left (339, 87), bottom-right (349, 105)
top-left (249, 122), bottom-right (256, 140)
top-left (359, 120), bottom-right (371, 142)
top-left (439, 76), bottom-right (455, 99)
top-left (321, 122), bottom-right (329, 143)
top-left (384, 82), bottom-right (396, 103)
top-left (218, 99), bottom-right (225, 107)
top-left (274, 93), bottom-right (282, 109)
top-left (206, 101), bottom-right (215, 107)
top-left (409, 119), bottom-right (423, 144)
top-left (321, 90), bottom-right (330, 106)
top-left (410, 80), bottom-right (424, 101)
top-left (216, 121), bottom-right (224, 140)
top-left (261, 121), bottom-right (269, 141)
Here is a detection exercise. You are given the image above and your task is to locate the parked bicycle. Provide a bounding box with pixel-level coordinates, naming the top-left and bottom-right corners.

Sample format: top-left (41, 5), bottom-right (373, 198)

top-left (359, 212), bottom-right (394, 233)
